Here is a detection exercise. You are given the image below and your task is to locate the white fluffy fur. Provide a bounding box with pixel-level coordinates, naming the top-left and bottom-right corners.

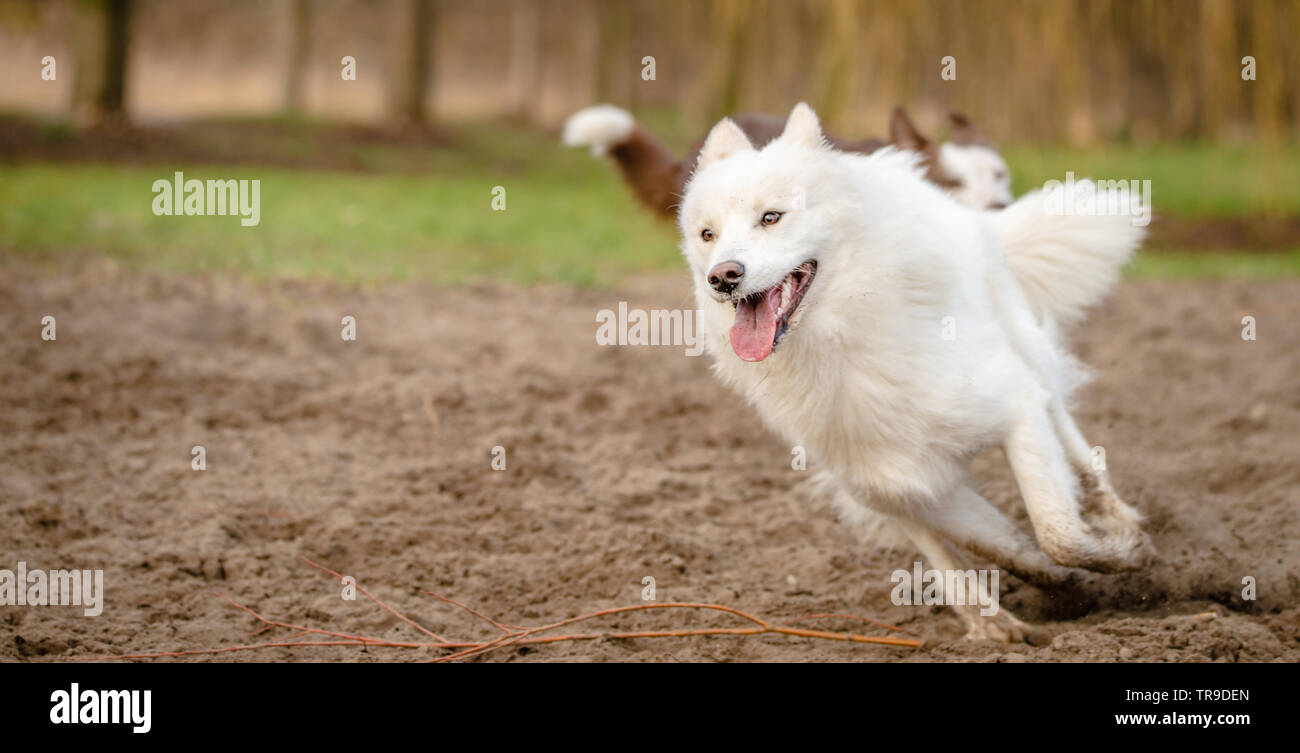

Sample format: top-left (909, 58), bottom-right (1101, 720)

top-left (679, 103), bottom-right (1154, 642)
top-left (992, 181), bottom-right (1144, 325)
top-left (562, 104), bottom-right (635, 157)
top-left (937, 143), bottom-right (1014, 210)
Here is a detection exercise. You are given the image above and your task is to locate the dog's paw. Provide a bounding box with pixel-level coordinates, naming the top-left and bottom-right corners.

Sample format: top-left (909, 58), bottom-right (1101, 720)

top-left (1075, 479), bottom-right (1157, 570)
top-left (962, 610), bottom-right (1051, 646)
top-left (1117, 529), bottom-right (1159, 570)
top-left (1039, 521), bottom-right (1158, 573)
top-left (1088, 527), bottom-right (1158, 573)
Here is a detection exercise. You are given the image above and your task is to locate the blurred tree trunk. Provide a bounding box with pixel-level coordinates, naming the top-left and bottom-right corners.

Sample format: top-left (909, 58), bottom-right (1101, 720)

top-left (98, 0), bottom-right (130, 123)
top-left (506, 0), bottom-right (542, 119)
top-left (810, 0), bottom-right (858, 130)
top-left (595, 0), bottom-right (633, 105)
top-left (707, 0), bottom-right (749, 124)
top-left (1158, 0), bottom-right (1197, 140)
top-left (670, 0), bottom-right (704, 132)
top-left (1249, 0), bottom-right (1284, 145)
top-left (388, 0), bottom-right (434, 126)
top-left (283, 0), bottom-right (311, 115)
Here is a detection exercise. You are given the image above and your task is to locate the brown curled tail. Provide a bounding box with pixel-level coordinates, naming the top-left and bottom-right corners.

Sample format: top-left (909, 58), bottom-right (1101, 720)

top-left (563, 104), bottom-right (684, 219)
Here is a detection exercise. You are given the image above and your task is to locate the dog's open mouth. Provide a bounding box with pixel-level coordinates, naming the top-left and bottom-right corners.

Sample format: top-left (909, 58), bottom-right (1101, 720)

top-left (729, 260), bottom-right (817, 362)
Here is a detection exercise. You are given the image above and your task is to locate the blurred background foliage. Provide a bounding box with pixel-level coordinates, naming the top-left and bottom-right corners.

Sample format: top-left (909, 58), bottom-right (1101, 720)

top-left (0, 0), bottom-right (1297, 285)
top-left (3, 0), bottom-right (1296, 142)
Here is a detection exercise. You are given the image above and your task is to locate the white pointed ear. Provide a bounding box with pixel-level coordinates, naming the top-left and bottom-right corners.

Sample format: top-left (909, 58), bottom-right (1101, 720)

top-left (697, 118), bottom-right (753, 167)
top-left (779, 102), bottom-right (824, 149)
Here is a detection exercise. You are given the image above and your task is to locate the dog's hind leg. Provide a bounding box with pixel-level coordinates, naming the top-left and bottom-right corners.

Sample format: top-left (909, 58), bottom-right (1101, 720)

top-left (892, 519), bottom-right (1051, 645)
top-left (913, 484), bottom-right (1077, 589)
top-left (837, 479), bottom-right (1074, 587)
top-left (1005, 394), bottom-right (1152, 572)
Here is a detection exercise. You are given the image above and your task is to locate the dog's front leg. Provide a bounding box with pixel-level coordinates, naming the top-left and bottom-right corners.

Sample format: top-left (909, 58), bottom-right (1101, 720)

top-left (1049, 399), bottom-right (1154, 560)
top-left (1005, 396), bottom-right (1154, 572)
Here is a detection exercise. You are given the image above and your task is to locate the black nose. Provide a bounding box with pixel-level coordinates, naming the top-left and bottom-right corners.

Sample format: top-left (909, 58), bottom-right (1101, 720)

top-left (707, 261), bottom-right (745, 294)
top-left (989, 200), bottom-right (1009, 210)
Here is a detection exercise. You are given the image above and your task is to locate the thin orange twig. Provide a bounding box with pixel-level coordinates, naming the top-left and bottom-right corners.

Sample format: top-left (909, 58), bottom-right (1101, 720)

top-left (300, 556), bottom-right (449, 644)
top-left (69, 559), bottom-right (923, 662)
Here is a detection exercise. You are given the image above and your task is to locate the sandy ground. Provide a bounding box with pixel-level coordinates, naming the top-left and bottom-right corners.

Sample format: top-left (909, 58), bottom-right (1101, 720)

top-left (1, 258), bottom-right (1297, 662)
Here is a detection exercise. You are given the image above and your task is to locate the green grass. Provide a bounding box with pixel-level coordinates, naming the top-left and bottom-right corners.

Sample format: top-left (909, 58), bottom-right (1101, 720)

top-left (628, 107), bottom-right (1300, 217)
top-left (0, 150), bottom-right (680, 287)
top-left (1002, 143), bottom-right (1300, 218)
top-left (1126, 249), bottom-right (1300, 279)
top-left (0, 119), bottom-right (1296, 284)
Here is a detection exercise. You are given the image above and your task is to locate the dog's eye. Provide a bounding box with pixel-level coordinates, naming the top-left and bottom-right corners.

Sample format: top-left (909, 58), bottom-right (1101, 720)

top-left (761, 211), bottom-right (782, 226)
top-left (701, 228), bottom-right (715, 242)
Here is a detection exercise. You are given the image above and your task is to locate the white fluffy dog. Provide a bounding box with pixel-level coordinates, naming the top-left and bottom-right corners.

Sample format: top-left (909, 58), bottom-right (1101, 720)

top-left (678, 103), bottom-right (1154, 642)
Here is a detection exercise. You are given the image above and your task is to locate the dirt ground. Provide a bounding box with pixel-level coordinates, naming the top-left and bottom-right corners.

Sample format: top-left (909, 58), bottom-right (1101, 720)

top-left (1, 258), bottom-right (1297, 662)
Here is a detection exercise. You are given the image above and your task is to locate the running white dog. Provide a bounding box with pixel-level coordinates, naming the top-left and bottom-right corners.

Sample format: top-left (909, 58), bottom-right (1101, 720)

top-left (678, 103), bottom-right (1154, 642)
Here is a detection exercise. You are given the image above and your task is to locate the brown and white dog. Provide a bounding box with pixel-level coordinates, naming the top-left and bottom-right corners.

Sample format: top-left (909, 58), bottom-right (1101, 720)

top-left (562, 104), bottom-right (1013, 216)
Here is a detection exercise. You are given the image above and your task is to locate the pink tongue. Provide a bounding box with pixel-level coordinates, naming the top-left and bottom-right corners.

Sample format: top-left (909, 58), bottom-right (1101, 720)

top-left (729, 286), bottom-right (782, 362)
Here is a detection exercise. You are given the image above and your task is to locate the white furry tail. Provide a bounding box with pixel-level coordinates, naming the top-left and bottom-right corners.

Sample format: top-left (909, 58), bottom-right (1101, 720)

top-left (562, 104), bottom-right (635, 157)
top-left (991, 180), bottom-right (1146, 325)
